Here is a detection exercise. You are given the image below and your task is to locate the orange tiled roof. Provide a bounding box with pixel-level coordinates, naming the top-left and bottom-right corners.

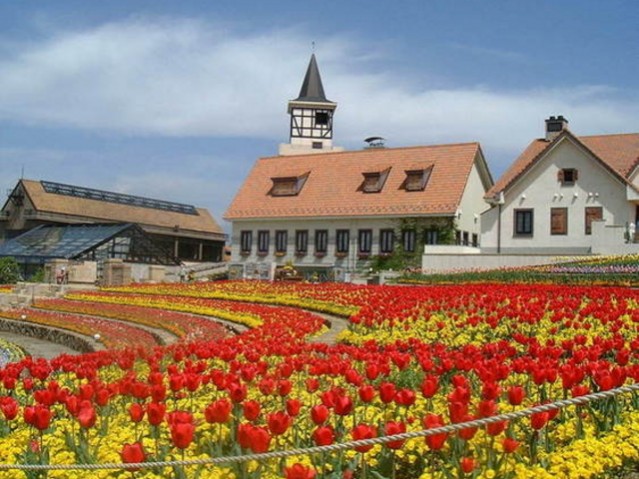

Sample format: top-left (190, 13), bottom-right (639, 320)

top-left (486, 131), bottom-right (639, 198)
top-left (225, 143), bottom-right (486, 219)
top-left (19, 179), bottom-right (224, 236)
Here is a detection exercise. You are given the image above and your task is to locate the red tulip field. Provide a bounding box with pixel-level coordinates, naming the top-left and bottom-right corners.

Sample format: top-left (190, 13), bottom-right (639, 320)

top-left (1, 281), bottom-right (639, 478)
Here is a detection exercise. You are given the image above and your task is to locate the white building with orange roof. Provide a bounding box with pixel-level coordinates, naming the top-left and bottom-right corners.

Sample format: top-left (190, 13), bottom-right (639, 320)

top-left (224, 55), bottom-right (494, 280)
top-left (481, 116), bottom-right (639, 255)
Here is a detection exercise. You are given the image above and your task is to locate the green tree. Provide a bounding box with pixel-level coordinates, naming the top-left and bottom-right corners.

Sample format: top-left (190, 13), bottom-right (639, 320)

top-left (0, 257), bottom-right (21, 284)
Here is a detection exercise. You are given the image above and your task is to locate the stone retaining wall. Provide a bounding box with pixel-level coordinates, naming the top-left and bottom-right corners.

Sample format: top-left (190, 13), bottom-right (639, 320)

top-left (0, 318), bottom-right (95, 354)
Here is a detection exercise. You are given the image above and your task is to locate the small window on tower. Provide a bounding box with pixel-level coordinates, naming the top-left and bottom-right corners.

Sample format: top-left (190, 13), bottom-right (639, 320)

top-left (312, 142), bottom-right (323, 149)
top-left (315, 112), bottom-right (329, 126)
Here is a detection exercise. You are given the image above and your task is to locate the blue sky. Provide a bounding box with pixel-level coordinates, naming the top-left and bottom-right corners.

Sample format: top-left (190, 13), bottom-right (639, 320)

top-left (0, 1), bottom-right (637, 234)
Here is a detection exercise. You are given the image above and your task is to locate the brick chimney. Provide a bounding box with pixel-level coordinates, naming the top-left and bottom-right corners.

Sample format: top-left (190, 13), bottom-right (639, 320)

top-left (545, 115), bottom-right (569, 141)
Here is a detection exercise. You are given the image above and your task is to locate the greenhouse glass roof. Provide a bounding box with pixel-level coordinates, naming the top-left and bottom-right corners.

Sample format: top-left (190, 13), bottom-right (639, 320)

top-left (0, 224), bottom-right (130, 259)
top-left (0, 223), bottom-right (179, 265)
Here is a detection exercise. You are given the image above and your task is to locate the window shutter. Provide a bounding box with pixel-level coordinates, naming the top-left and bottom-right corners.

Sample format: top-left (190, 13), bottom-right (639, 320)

top-left (573, 169), bottom-right (579, 181)
top-left (557, 170), bottom-right (564, 182)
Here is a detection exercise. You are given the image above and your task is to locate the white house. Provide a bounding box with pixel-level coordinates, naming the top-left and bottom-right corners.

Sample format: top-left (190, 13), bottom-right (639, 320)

top-left (481, 116), bottom-right (639, 255)
top-left (224, 54), bottom-right (494, 280)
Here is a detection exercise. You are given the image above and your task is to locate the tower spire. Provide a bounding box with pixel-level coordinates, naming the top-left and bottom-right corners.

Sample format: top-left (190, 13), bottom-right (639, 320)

top-left (279, 54), bottom-right (342, 156)
top-left (295, 54), bottom-right (329, 103)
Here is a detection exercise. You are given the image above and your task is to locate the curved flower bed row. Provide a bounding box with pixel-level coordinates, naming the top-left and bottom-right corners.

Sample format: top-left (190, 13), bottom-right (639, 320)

top-left (102, 281), bottom-right (362, 316)
top-left (0, 282), bottom-right (636, 477)
top-left (34, 299), bottom-right (230, 343)
top-left (0, 308), bottom-right (159, 351)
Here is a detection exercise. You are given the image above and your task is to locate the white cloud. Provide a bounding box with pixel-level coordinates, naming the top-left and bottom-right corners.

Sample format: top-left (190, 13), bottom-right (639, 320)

top-left (0, 15), bottom-right (637, 178)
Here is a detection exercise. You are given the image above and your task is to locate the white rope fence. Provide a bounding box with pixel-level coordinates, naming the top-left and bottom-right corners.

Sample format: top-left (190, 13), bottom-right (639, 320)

top-left (0, 382), bottom-right (637, 472)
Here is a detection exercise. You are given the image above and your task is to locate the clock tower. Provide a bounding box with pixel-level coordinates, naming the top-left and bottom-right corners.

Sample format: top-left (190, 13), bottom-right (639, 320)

top-left (279, 54), bottom-right (343, 155)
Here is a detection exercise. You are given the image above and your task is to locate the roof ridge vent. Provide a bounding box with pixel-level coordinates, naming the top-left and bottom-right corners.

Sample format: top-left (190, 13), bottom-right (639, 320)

top-left (364, 136), bottom-right (386, 149)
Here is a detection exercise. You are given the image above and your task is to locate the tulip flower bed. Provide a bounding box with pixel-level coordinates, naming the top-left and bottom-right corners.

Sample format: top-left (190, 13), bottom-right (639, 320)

top-left (34, 299), bottom-right (230, 342)
top-left (399, 254), bottom-right (639, 286)
top-left (0, 308), bottom-right (159, 350)
top-left (101, 281), bottom-right (361, 317)
top-left (0, 286), bottom-right (12, 294)
top-left (0, 282), bottom-right (637, 478)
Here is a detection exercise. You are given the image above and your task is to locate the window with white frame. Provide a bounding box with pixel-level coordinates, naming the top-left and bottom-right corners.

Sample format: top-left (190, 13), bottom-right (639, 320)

top-left (358, 229), bottom-right (373, 254)
top-left (257, 230), bottom-right (270, 254)
top-left (336, 229), bottom-right (349, 254)
top-left (315, 229), bottom-right (328, 254)
top-left (240, 230), bottom-right (252, 254)
top-left (380, 229), bottom-right (395, 254)
top-left (295, 230), bottom-right (308, 254)
top-left (275, 230), bottom-right (288, 253)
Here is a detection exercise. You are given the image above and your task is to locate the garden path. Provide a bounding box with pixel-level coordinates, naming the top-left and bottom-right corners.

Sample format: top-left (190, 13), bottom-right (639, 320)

top-left (0, 331), bottom-right (76, 360)
top-left (307, 312), bottom-right (349, 344)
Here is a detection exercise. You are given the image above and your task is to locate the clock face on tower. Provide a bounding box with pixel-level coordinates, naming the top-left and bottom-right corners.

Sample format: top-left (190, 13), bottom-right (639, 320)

top-left (290, 108), bottom-right (333, 139)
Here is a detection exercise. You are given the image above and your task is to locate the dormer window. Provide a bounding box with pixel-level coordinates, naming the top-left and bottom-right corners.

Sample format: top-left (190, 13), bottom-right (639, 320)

top-left (361, 167), bottom-right (391, 193)
top-left (558, 168), bottom-right (578, 185)
top-left (269, 172), bottom-right (310, 197)
top-left (403, 167), bottom-right (432, 191)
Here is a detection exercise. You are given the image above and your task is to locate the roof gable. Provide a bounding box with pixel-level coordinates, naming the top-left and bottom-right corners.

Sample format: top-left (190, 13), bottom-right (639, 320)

top-left (486, 131), bottom-right (639, 199)
top-left (225, 143), bottom-right (488, 220)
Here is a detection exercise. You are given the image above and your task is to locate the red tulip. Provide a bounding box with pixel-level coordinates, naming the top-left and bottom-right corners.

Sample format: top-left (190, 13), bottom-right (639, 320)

top-left (277, 379), bottom-right (293, 397)
top-left (0, 397), bottom-right (19, 421)
top-left (423, 413), bottom-right (448, 451)
top-left (24, 405), bottom-right (52, 431)
top-left (571, 384), bottom-right (590, 397)
top-left (310, 404), bottom-right (329, 425)
top-left (530, 411), bottom-right (549, 430)
top-left (305, 378), bottom-right (319, 393)
top-left (477, 399), bottom-right (497, 418)
top-left (312, 425), bottom-right (335, 446)
top-left (228, 382), bottom-right (247, 403)
top-left (351, 423), bottom-right (376, 453)
top-left (457, 415), bottom-right (478, 441)
top-left (384, 421), bottom-right (406, 450)
top-left (121, 442), bottom-right (145, 471)
top-left (507, 385), bottom-right (526, 406)
top-left (394, 389), bottom-right (416, 407)
top-left (421, 375), bottom-right (439, 398)
top-left (379, 382), bottom-right (396, 404)
top-left (78, 405), bottom-right (97, 429)
top-left (129, 403), bottom-right (145, 423)
top-left (205, 398), bottom-right (232, 424)
top-left (170, 422), bottom-right (195, 449)
top-left (333, 395), bottom-right (353, 416)
top-left (243, 400), bottom-right (261, 421)
top-left (286, 398), bottom-right (302, 417)
top-left (267, 411), bottom-right (292, 436)
top-left (502, 436), bottom-right (520, 453)
top-left (258, 378), bottom-right (275, 395)
top-left (481, 382), bottom-right (501, 401)
top-left (245, 425), bottom-right (271, 453)
top-left (151, 384), bottom-right (167, 402)
top-left (486, 420), bottom-right (508, 436)
top-left (284, 463), bottom-right (316, 479)
top-left (460, 457), bottom-right (476, 474)
top-left (146, 402), bottom-right (166, 426)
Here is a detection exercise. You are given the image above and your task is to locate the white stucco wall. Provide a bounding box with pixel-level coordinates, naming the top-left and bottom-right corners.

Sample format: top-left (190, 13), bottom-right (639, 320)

top-left (457, 161), bottom-right (491, 242)
top-left (230, 217), bottom-right (411, 272)
top-left (482, 138), bottom-right (634, 254)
